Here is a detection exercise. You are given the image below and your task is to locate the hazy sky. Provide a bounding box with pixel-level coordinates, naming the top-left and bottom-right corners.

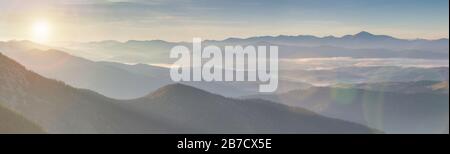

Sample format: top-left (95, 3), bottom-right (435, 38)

top-left (0, 0), bottom-right (448, 42)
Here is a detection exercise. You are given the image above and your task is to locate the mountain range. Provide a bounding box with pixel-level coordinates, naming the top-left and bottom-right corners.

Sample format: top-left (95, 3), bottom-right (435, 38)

top-left (212, 31), bottom-right (448, 52)
top-left (0, 31), bottom-right (448, 134)
top-left (60, 31), bottom-right (449, 64)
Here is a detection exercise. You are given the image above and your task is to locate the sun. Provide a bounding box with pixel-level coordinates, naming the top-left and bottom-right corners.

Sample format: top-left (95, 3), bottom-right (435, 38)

top-left (32, 20), bottom-right (51, 43)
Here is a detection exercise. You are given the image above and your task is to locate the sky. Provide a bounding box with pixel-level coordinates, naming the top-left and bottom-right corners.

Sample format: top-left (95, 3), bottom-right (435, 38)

top-left (0, 0), bottom-right (448, 43)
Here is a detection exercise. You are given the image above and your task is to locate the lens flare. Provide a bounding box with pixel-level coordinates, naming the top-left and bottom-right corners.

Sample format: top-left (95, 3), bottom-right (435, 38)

top-left (32, 20), bottom-right (51, 43)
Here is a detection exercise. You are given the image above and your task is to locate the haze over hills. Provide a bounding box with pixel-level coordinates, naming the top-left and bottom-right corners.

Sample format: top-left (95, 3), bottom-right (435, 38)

top-left (334, 80), bottom-right (449, 94)
top-left (0, 44), bottom-right (278, 98)
top-left (0, 41), bottom-right (316, 98)
top-left (280, 66), bottom-right (449, 85)
top-left (243, 83), bottom-right (449, 134)
top-left (1, 40), bottom-right (448, 99)
top-left (59, 31), bottom-right (449, 64)
top-left (0, 45), bottom-right (172, 99)
top-left (0, 53), bottom-right (377, 133)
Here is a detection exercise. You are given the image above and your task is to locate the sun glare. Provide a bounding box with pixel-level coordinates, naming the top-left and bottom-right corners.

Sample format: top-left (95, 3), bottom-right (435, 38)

top-left (32, 20), bottom-right (51, 43)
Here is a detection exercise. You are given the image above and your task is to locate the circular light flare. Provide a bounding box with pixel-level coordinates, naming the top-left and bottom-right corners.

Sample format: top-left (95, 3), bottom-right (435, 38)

top-left (32, 20), bottom-right (51, 43)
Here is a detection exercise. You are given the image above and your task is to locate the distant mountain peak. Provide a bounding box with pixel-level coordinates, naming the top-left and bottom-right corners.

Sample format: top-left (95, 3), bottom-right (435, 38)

top-left (155, 83), bottom-right (193, 92)
top-left (355, 31), bottom-right (374, 36)
top-left (350, 31), bottom-right (379, 39)
top-left (146, 83), bottom-right (220, 100)
top-left (344, 31), bottom-right (396, 40)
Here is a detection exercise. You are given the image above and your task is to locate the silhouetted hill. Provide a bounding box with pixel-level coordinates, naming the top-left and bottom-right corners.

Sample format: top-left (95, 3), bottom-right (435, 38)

top-left (0, 104), bottom-right (44, 133)
top-left (122, 84), bottom-right (378, 133)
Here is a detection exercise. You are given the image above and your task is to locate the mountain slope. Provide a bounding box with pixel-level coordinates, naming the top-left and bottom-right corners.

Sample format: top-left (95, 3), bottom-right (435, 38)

top-left (244, 86), bottom-right (449, 134)
top-left (121, 84), bottom-right (378, 133)
top-left (0, 53), bottom-right (377, 133)
top-left (0, 53), bottom-right (178, 133)
top-left (0, 103), bottom-right (44, 133)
